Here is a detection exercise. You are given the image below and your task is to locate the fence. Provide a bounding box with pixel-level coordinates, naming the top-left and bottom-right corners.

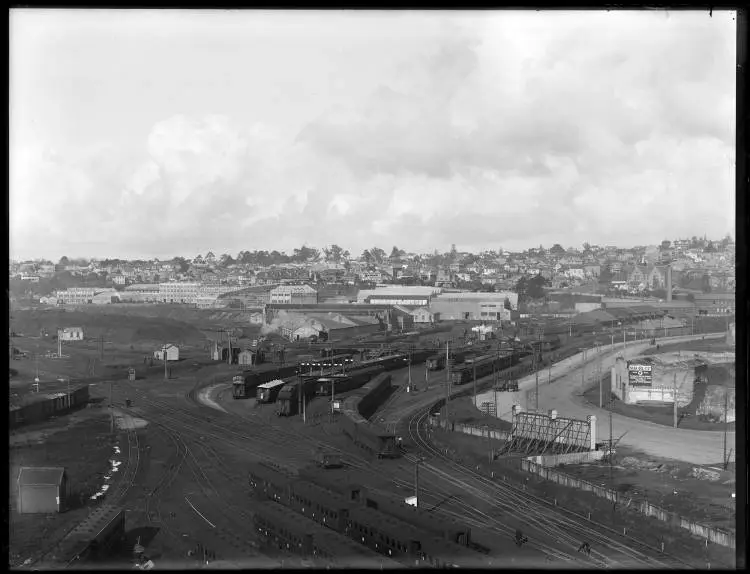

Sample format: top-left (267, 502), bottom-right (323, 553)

top-left (520, 459), bottom-right (736, 548)
top-left (429, 416), bottom-right (509, 441)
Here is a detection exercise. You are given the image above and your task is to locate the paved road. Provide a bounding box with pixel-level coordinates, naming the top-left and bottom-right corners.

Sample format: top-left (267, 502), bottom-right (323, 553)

top-left (477, 334), bottom-right (735, 465)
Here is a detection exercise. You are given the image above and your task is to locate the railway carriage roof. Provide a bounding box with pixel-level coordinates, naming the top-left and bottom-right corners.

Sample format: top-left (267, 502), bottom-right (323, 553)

top-left (257, 379), bottom-right (287, 389)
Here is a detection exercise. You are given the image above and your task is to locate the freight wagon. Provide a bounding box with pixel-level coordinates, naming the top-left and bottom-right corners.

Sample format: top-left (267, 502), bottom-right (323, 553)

top-left (256, 379), bottom-right (288, 404)
top-left (9, 385), bottom-right (90, 430)
top-left (276, 377), bottom-right (319, 417)
top-left (314, 365), bottom-right (385, 396)
top-left (339, 374), bottom-right (399, 459)
top-left (232, 364), bottom-right (299, 399)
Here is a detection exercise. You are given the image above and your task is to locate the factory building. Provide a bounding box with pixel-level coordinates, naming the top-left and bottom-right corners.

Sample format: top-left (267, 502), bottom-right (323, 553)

top-left (357, 286), bottom-right (441, 307)
top-left (158, 282), bottom-right (200, 304)
top-left (269, 284), bottom-right (318, 305)
top-left (693, 293), bottom-right (735, 315)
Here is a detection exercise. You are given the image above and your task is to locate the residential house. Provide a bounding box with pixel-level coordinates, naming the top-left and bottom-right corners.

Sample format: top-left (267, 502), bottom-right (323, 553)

top-left (410, 307), bottom-right (437, 324)
top-left (154, 344), bottom-right (180, 362)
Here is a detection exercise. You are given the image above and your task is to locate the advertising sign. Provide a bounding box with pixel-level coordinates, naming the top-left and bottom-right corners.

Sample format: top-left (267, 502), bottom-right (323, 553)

top-left (627, 361), bottom-right (653, 387)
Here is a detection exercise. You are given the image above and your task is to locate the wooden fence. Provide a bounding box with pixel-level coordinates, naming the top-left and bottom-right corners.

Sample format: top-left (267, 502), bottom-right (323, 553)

top-left (520, 459), bottom-right (736, 549)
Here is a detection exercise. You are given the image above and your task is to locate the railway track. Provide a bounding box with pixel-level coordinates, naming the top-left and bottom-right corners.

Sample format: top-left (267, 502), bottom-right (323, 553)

top-left (406, 404), bottom-right (699, 569)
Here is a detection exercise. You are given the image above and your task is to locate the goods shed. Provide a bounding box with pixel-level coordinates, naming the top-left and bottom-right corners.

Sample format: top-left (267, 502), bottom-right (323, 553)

top-left (17, 466), bottom-right (67, 514)
top-left (154, 344), bottom-right (179, 361)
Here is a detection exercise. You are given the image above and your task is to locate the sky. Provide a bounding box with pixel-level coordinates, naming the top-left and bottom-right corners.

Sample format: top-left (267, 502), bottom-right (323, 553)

top-left (10, 9), bottom-right (737, 261)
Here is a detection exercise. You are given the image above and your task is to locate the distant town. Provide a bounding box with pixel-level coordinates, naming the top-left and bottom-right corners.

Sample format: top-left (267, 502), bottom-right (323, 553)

top-left (9, 235), bottom-right (735, 327)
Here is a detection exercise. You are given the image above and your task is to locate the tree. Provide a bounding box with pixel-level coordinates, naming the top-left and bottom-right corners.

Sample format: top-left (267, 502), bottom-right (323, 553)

top-left (172, 257), bottom-right (190, 273)
top-left (390, 246), bottom-right (402, 260)
top-left (323, 244), bottom-right (345, 263)
top-left (370, 247), bottom-right (386, 264)
top-left (550, 244), bottom-right (566, 256)
top-left (58, 256), bottom-right (69, 266)
top-left (361, 250), bottom-right (373, 264)
top-left (219, 253), bottom-right (235, 266)
top-left (703, 241), bottom-right (716, 253)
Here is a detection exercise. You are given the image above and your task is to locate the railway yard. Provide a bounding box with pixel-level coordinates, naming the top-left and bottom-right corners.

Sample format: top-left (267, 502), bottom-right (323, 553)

top-left (8, 308), bottom-right (738, 570)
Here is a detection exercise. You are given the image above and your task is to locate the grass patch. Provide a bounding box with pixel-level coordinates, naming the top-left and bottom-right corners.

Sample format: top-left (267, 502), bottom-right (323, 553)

top-left (9, 410), bottom-right (120, 565)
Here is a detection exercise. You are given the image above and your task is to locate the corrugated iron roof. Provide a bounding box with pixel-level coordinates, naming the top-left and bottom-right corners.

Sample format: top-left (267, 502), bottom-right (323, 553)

top-left (18, 466), bottom-right (65, 486)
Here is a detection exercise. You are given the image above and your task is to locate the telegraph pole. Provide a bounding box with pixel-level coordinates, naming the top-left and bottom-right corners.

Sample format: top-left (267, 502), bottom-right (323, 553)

top-left (414, 459), bottom-right (422, 508)
top-left (609, 393), bottom-right (614, 480)
top-left (581, 349), bottom-right (586, 391)
top-left (164, 343), bottom-right (169, 381)
top-left (445, 341), bottom-right (450, 421)
top-left (473, 362), bottom-right (477, 407)
top-left (672, 373), bottom-right (678, 428)
top-left (723, 389), bottom-right (729, 469)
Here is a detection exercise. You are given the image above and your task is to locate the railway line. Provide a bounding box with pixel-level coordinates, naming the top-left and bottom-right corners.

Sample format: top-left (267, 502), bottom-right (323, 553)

top-left (406, 403), bottom-right (696, 569)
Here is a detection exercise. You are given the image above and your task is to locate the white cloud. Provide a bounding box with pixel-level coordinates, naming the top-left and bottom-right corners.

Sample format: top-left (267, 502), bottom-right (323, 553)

top-left (9, 10), bottom-right (736, 259)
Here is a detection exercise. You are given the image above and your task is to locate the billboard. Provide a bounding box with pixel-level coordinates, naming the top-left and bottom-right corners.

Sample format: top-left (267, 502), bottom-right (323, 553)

top-left (627, 361), bottom-right (653, 387)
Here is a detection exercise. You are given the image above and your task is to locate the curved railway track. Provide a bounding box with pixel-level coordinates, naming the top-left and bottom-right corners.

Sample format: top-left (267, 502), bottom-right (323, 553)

top-left (406, 403), bottom-right (700, 569)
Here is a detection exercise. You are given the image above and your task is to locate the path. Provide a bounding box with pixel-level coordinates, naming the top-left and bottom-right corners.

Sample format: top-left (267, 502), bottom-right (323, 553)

top-left (476, 334), bottom-right (735, 465)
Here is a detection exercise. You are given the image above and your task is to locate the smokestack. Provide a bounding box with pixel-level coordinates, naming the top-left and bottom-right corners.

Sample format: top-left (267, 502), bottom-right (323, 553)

top-left (666, 265), bottom-right (672, 302)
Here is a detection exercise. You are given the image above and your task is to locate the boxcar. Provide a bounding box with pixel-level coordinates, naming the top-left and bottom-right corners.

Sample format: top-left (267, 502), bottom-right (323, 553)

top-left (232, 364), bottom-right (299, 399)
top-left (256, 379), bottom-right (288, 403)
top-left (425, 354), bottom-right (446, 371)
top-left (276, 377), bottom-right (318, 417)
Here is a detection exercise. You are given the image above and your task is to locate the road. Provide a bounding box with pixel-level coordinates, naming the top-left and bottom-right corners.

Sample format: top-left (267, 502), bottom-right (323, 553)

top-left (476, 333), bottom-right (735, 465)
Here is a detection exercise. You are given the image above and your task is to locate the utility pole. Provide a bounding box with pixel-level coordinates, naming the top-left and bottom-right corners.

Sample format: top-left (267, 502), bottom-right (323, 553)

top-left (581, 349), bottom-right (586, 391)
top-left (534, 346), bottom-right (539, 411)
top-left (609, 394), bottom-right (614, 480)
top-left (445, 341), bottom-right (450, 422)
top-left (672, 373), bottom-right (678, 428)
top-left (599, 361), bottom-right (603, 408)
top-left (414, 459), bottom-right (422, 508)
top-left (473, 362), bottom-right (477, 407)
top-left (487, 425), bottom-right (493, 463)
top-left (723, 389), bottom-right (729, 469)
top-left (164, 343), bottom-right (169, 381)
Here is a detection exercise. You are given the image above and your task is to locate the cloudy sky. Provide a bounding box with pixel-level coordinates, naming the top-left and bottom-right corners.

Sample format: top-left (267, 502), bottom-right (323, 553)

top-left (10, 9), bottom-right (736, 260)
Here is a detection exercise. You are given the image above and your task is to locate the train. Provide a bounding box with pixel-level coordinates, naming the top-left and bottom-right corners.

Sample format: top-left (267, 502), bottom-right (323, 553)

top-left (34, 504), bottom-right (125, 568)
top-left (248, 464), bottom-right (485, 568)
top-left (251, 498), bottom-right (399, 568)
top-left (232, 364), bottom-right (299, 399)
top-left (450, 352), bottom-right (520, 385)
top-left (276, 377), bottom-right (319, 417)
top-left (10, 385), bottom-right (90, 429)
top-left (297, 468), bottom-right (495, 555)
top-left (256, 379), bottom-right (288, 403)
top-left (314, 365), bottom-right (385, 396)
top-left (339, 373), bottom-right (399, 459)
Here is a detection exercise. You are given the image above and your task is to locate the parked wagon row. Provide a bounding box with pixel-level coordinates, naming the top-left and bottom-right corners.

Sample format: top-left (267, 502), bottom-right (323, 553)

top-left (9, 385), bottom-right (90, 429)
top-left (248, 464), bottom-right (485, 568)
top-left (339, 373), bottom-right (400, 459)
